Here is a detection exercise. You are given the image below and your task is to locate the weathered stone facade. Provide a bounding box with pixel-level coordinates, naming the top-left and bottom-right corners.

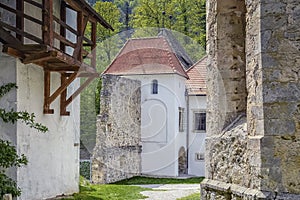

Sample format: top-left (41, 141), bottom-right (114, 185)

top-left (202, 0), bottom-right (300, 199)
top-left (92, 74), bottom-right (142, 184)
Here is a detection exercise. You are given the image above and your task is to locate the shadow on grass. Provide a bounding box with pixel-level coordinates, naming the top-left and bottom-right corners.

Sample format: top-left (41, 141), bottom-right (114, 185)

top-left (113, 176), bottom-right (204, 185)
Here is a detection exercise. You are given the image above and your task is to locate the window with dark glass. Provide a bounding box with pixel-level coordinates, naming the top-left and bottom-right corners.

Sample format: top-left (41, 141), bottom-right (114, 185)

top-left (179, 107), bottom-right (184, 132)
top-left (152, 80), bottom-right (158, 94)
top-left (194, 112), bottom-right (206, 131)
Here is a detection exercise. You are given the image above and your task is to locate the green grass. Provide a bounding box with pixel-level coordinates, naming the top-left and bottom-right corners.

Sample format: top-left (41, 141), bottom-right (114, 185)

top-left (61, 176), bottom-right (204, 200)
top-left (61, 177), bottom-right (151, 200)
top-left (177, 192), bottom-right (200, 200)
top-left (113, 176), bottom-right (204, 185)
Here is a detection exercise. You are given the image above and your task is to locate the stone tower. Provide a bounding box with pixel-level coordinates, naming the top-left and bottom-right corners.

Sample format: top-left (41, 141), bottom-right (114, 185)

top-left (201, 0), bottom-right (300, 199)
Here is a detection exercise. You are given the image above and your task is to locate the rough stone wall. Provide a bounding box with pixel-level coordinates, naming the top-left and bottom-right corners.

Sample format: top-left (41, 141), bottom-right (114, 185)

top-left (252, 0), bottom-right (300, 194)
top-left (202, 0), bottom-right (300, 199)
top-left (92, 75), bottom-right (141, 184)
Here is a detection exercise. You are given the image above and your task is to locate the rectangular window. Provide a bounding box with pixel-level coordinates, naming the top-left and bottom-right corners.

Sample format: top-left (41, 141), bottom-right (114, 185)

top-left (195, 153), bottom-right (205, 161)
top-left (152, 80), bottom-right (158, 94)
top-left (179, 107), bottom-right (184, 132)
top-left (194, 112), bottom-right (206, 132)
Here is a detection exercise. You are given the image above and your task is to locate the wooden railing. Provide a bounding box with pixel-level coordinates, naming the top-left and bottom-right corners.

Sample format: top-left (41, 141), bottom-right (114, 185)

top-left (0, 0), bottom-right (98, 70)
top-left (0, 0), bottom-right (113, 115)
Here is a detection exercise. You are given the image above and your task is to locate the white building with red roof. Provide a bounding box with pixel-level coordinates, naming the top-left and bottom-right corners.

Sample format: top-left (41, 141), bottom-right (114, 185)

top-left (102, 36), bottom-right (207, 177)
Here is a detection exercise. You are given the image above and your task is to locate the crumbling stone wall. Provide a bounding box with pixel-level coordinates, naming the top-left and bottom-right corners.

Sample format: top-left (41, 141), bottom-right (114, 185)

top-left (92, 75), bottom-right (141, 184)
top-left (202, 0), bottom-right (300, 199)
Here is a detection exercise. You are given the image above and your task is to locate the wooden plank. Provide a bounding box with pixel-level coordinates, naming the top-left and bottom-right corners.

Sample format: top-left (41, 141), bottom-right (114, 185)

top-left (0, 21), bottom-right (43, 44)
top-left (23, 51), bottom-right (57, 64)
top-left (0, 26), bottom-right (22, 47)
top-left (2, 46), bottom-right (25, 59)
top-left (45, 65), bottom-right (79, 72)
top-left (44, 70), bottom-right (54, 114)
top-left (0, 3), bottom-right (43, 25)
top-left (53, 32), bottom-right (76, 48)
top-left (53, 16), bottom-right (78, 36)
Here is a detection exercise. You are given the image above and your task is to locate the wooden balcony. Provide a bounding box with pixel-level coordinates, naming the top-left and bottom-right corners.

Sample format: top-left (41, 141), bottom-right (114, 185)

top-left (0, 0), bottom-right (113, 115)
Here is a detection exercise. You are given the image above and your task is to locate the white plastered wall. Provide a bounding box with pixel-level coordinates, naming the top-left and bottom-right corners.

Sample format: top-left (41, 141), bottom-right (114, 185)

top-left (188, 95), bottom-right (206, 176)
top-left (125, 74), bottom-right (187, 177)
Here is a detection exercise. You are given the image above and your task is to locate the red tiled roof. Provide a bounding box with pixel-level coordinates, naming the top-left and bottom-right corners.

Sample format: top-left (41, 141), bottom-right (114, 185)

top-left (103, 37), bottom-right (188, 78)
top-left (186, 56), bottom-right (207, 95)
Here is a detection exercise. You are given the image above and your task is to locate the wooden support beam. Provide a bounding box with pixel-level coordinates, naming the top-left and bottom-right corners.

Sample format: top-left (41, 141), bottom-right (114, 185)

top-left (60, 1), bottom-right (66, 53)
top-left (44, 72), bottom-right (78, 115)
top-left (60, 73), bottom-right (70, 116)
top-left (91, 22), bottom-right (97, 68)
top-left (65, 73), bottom-right (98, 108)
top-left (43, 0), bottom-right (54, 46)
top-left (23, 51), bottom-right (57, 64)
top-left (73, 12), bottom-right (89, 61)
top-left (47, 72), bottom-right (78, 105)
top-left (16, 0), bottom-right (24, 42)
top-left (44, 70), bottom-right (54, 114)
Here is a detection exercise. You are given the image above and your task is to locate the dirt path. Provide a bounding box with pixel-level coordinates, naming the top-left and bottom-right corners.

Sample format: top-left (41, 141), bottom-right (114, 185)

top-left (138, 184), bottom-right (200, 200)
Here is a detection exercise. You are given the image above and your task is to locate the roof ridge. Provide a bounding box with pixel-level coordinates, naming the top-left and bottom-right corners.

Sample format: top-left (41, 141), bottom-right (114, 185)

top-left (162, 38), bottom-right (176, 71)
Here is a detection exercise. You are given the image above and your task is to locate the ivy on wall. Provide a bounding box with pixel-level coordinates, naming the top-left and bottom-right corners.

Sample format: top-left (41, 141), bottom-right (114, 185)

top-left (0, 83), bottom-right (48, 198)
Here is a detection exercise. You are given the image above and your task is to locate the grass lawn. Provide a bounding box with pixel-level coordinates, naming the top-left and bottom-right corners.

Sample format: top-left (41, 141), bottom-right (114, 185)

top-left (177, 192), bottom-right (200, 200)
top-left (61, 176), bottom-right (204, 200)
top-left (61, 178), bottom-right (151, 200)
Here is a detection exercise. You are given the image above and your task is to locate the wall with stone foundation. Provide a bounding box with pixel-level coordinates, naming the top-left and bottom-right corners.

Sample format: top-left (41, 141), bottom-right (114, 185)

top-left (202, 0), bottom-right (300, 199)
top-left (92, 74), bottom-right (141, 184)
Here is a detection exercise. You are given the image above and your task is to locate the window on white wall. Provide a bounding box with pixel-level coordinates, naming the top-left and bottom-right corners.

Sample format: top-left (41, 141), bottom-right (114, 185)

top-left (179, 107), bottom-right (184, 132)
top-left (194, 111), bottom-right (206, 132)
top-left (152, 79), bottom-right (158, 94)
top-left (195, 153), bottom-right (205, 161)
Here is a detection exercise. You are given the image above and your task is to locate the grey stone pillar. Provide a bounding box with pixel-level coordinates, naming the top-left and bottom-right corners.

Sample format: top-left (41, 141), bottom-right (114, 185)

top-left (201, 0), bottom-right (300, 199)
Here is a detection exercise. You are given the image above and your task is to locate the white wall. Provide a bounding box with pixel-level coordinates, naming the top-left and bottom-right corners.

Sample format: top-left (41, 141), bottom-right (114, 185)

top-left (125, 74), bottom-right (187, 177)
top-left (16, 61), bottom-right (80, 200)
top-left (0, 54), bottom-right (80, 200)
top-left (187, 95), bottom-right (206, 176)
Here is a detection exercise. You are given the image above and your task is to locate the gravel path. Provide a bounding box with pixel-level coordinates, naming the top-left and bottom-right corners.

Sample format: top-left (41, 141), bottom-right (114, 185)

top-left (137, 184), bottom-right (200, 200)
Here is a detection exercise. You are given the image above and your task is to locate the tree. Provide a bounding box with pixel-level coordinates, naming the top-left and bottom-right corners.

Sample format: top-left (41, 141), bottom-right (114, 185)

top-left (80, 1), bottom-right (125, 156)
top-left (131, 0), bottom-right (206, 49)
top-left (0, 83), bottom-right (48, 198)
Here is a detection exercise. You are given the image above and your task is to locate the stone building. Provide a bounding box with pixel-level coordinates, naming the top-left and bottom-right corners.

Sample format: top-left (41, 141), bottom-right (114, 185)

top-left (201, 0), bottom-right (300, 199)
top-left (92, 75), bottom-right (142, 184)
top-left (0, 1), bottom-right (111, 199)
top-left (92, 35), bottom-right (208, 182)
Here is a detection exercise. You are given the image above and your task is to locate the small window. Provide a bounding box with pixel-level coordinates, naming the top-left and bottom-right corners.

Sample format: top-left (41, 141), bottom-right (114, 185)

top-left (179, 107), bottom-right (184, 132)
top-left (195, 153), bottom-right (205, 161)
top-left (152, 80), bottom-right (158, 94)
top-left (194, 112), bottom-right (206, 131)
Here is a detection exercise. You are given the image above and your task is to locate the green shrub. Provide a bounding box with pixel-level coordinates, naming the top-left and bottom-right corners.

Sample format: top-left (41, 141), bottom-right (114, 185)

top-left (80, 161), bottom-right (91, 180)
